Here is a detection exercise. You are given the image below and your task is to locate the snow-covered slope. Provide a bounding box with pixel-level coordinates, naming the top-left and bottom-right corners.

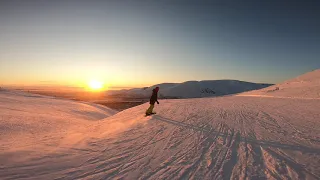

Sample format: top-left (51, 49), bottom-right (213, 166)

top-left (239, 69), bottom-right (320, 99)
top-left (0, 89), bottom-right (117, 179)
top-left (107, 80), bottom-right (271, 98)
top-left (1, 70), bottom-right (320, 179)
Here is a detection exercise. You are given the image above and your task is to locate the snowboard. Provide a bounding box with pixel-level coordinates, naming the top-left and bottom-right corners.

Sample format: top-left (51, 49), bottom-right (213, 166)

top-left (145, 112), bottom-right (156, 116)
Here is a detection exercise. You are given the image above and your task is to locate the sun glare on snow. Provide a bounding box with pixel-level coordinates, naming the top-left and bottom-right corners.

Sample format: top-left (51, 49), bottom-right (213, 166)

top-left (88, 80), bottom-right (104, 91)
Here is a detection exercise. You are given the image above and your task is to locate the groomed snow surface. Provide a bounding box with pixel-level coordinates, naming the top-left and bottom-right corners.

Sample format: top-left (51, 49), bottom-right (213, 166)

top-left (1, 70), bottom-right (320, 180)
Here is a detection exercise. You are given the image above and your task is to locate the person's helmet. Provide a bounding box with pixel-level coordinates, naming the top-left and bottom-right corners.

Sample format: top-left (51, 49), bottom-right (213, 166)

top-left (155, 87), bottom-right (159, 92)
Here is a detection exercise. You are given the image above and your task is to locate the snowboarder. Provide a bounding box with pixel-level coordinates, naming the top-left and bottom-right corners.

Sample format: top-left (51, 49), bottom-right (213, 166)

top-left (146, 87), bottom-right (159, 115)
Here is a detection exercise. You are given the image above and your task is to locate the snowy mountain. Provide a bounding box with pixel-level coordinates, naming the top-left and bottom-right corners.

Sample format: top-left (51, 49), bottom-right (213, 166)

top-left (239, 69), bottom-right (320, 99)
top-left (107, 80), bottom-right (272, 98)
top-left (1, 70), bottom-right (320, 179)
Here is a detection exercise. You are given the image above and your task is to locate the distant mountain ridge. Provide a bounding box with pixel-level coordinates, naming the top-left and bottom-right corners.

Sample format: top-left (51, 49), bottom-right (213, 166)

top-left (106, 80), bottom-right (272, 99)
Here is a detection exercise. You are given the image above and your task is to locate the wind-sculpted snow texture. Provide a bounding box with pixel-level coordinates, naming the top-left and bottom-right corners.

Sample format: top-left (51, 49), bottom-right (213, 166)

top-left (1, 70), bottom-right (320, 180)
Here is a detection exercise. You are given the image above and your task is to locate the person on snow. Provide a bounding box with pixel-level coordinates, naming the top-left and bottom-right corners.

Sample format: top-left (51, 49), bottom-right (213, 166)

top-left (146, 87), bottom-right (159, 115)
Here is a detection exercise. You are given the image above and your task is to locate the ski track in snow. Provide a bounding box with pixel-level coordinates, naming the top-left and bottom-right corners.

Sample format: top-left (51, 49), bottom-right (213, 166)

top-left (1, 87), bottom-right (320, 180)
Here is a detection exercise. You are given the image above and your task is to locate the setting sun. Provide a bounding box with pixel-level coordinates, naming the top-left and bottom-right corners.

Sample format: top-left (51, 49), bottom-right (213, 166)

top-left (88, 80), bottom-right (103, 91)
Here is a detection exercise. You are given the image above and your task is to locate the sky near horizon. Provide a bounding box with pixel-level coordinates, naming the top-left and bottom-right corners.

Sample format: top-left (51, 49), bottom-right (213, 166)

top-left (0, 0), bottom-right (319, 88)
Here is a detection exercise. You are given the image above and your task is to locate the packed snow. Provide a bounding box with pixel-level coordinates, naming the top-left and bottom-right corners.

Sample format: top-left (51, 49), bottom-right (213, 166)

top-left (1, 70), bottom-right (320, 180)
top-left (106, 80), bottom-right (271, 98)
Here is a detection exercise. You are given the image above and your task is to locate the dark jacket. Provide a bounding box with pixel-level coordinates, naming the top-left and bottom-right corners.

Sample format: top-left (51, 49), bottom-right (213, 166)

top-left (149, 89), bottom-right (159, 105)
